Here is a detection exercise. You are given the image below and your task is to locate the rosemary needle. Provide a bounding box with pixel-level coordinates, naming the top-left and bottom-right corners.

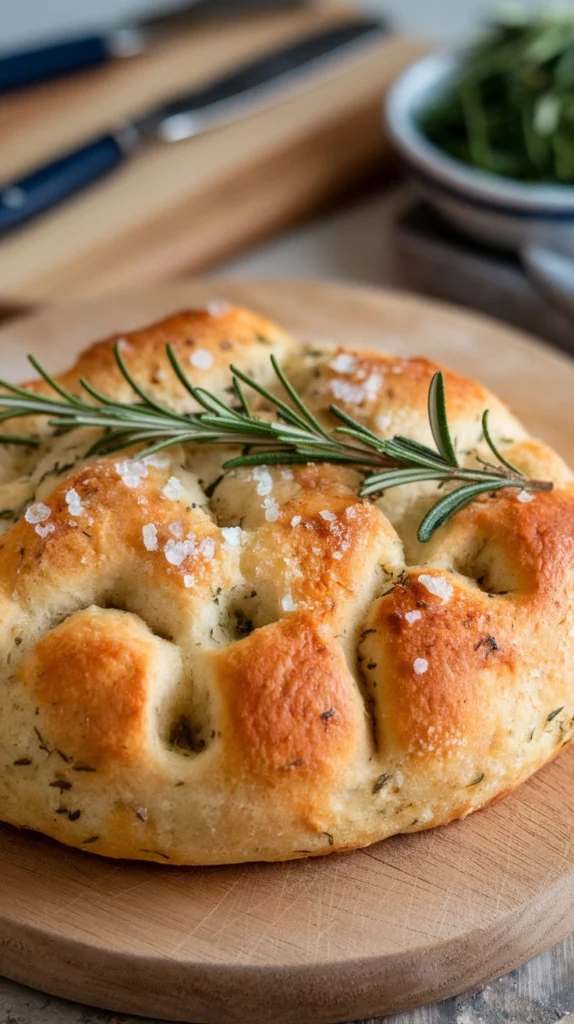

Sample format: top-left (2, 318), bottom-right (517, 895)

top-left (0, 345), bottom-right (552, 543)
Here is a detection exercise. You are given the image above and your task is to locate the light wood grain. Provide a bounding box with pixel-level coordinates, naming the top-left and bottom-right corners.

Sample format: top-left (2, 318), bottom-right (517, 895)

top-left (0, 279), bottom-right (573, 1024)
top-left (0, 7), bottom-right (424, 309)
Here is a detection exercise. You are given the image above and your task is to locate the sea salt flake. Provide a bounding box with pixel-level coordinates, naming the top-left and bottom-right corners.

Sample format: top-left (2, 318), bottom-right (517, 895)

top-left (199, 536), bottom-right (216, 560)
top-left (290, 516), bottom-right (302, 527)
top-left (162, 476), bottom-right (184, 501)
top-left (65, 488), bottom-right (83, 517)
top-left (142, 524), bottom-right (158, 552)
top-left (143, 453), bottom-right (169, 470)
top-left (115, 459), bottom-right (148, 489)
top-left (363, 372), bottom-right (383, 400)
top-left (25, 502), bottom-right (51, 525)
top-left (376, 413), bottom-right (392, 433)
top-left (164, 538), bottom-right (196, 567)
top-left (35, 523), bottom-right (55, 539)
top-left (206, 299), bottom-right (230, 317)
top-left (189, 348), bottom-right (213, 370)
top-left (418, 573), bottom-right (454, 603)
top-left (414, 658), bottom-right (429, 675)
top-left (252, 466), bottom-right (273, 496)
top-left (405, 610), bottom-right (422, 625)
top-left (281, 593), bottom-right (298, 612)
top-left (330, 352), bottom-right (357, 374)
top-left (329, 378), bottom-right (365, 405)
top-left (263, 496), bottom-right (280, 522)
top-left (221, 526), bottom-right (243, 547)
top-left (319, 510), bottom-right (337, 522)
top-left (517, 489), bottom-right (534, 503)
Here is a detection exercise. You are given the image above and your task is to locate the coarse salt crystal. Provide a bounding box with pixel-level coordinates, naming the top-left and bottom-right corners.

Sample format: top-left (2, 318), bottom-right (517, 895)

top-left (162, 476), bottom-right (184, 501)
top-left (281, 593), bottom-right (298, 612)
top-left (363, 372), bottom-right (383, 400)
top-left (330, 352), bottom-right (357, 374)
top-left (418, 573), bottom-right (454, 603)
top-left (183, 574), bottom-right (195, 589)
top-left (144, 453), bottom-right (170, 470)
top-left (376, 413), bottom-right (392, 433)
top-left (414, 658), bottom-right (428, 675)
top-left (115, 459), bottom-right (148, 489)
top-left (517, 490), bottom-right (534, 503)
top-left (263, 496), bottom-right (280, 522)
top-left (206, 299), bottom-right (230, 317)
top-left (405, 610), bottom-right (422, 625)
top-left (221, 526), bottom-right (243, 547)
top-left (65, 488), bottom-right (83, 517)
top-left (169, 521), bottom-right (184, 539)
top-left (199, 536), bottom-right (216, 560)
top-left (333, 551), bottom-right (343, 560)
top-left (164, 538), bottom-right (196, 567)
top-left (280, 469), bottom-right (294, 481)
top-left (329, 379), bottom-right (366, 405)
top-left (291, 515), bottom-right (302, 527)
top-left (35, 523), bottom-right (55, 539)
top-left (142, 524), bottom-right (158, 551)
top-left (252, 466), bottom-right (273, 496)
top-left (189, 348), bottom-right (213, 370)
top-left (319, 510), bottom-right (337, 522)
top-left (25, 503), bottom-right (51, 525)
top-left (391, 364), bottom-right (403, 375)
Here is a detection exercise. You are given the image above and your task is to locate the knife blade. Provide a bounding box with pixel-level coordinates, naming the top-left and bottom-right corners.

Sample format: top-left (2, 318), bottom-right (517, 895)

top-left (0, 0), bottom-right (309, 94)
top-left (0, 17), bottom-right (385, 236)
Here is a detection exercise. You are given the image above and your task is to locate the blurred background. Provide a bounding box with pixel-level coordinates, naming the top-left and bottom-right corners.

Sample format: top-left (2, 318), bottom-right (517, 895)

top-left (2, 0), bottom-right (573, 353)
top-left (3, 0), bottom-right (545, 47)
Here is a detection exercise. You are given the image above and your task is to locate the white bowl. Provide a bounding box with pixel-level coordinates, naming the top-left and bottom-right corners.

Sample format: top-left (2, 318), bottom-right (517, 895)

top-left (385, 52), bottom-right (574, 256)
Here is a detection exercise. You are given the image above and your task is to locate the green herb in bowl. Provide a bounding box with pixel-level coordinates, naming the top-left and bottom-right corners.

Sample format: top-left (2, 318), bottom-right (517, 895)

top-left (420, 8), bottom-right (574, 183)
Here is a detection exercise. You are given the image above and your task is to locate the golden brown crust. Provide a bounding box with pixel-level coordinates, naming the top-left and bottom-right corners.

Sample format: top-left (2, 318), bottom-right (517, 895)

top-left (0, 303), bottom-right (572, 864)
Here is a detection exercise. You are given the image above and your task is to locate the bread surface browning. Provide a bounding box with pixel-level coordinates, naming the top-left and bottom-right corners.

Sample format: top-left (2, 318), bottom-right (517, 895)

top-left (0, 304), bottom-right (572, 864)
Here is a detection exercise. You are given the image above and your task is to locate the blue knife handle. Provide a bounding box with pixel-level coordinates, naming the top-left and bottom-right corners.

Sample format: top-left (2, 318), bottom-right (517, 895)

top-left (0, 134), bottom-right (129, 235)
top-left (0, 35), bottom-right (110, 92)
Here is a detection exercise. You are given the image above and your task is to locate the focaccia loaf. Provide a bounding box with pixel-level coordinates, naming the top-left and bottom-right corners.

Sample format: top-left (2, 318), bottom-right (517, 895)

top-left (0, 304), bottom-right (572, 864)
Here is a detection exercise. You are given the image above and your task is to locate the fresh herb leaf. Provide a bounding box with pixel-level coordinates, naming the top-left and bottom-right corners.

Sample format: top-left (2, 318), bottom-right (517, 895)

top-left (0, 352), bottom-right (552, 543)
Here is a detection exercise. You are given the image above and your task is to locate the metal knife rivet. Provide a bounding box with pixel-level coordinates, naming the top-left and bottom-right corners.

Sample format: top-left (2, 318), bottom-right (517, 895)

top-left (3, 186), bottom-right (26, 209)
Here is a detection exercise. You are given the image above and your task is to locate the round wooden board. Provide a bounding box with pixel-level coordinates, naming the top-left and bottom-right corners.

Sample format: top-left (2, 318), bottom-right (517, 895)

top-left (1, 279), bottom-right (574, 1024)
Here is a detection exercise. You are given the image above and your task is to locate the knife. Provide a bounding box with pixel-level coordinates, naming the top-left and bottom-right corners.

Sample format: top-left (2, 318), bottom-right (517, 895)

top-left (0, 0), bottom-right (309, 94)
top-left (0, 17), bottom-right (385, 236)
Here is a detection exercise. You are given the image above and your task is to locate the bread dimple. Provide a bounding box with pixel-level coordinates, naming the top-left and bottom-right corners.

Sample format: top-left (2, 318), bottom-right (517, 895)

top-left (20, 607), bottom-right (181, 767)
top-left (0, 303), bottom-right (573, 865)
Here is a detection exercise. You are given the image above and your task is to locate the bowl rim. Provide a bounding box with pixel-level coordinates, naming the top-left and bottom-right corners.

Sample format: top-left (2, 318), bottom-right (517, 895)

top-left (385, 50), bottom-right (574, 213)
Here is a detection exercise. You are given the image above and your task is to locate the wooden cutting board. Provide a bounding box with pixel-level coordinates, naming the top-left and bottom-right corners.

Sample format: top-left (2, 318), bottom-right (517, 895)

top-left (0, 6), bottom-right (424, 314)
top-left (1, 279), bottom-right (574, 1024)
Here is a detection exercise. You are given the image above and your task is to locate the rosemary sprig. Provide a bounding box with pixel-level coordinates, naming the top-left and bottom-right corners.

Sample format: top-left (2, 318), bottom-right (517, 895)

top-left (0, 345), bottom-right (552, 542)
